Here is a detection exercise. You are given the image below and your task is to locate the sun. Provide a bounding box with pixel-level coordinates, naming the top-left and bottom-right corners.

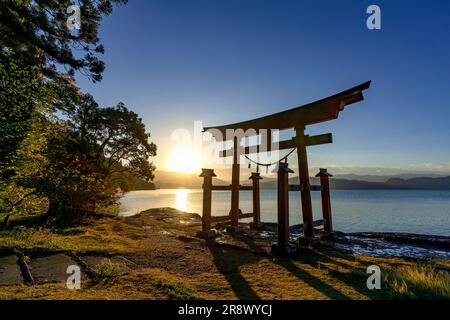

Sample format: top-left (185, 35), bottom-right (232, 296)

top-left (167, 145), bottom-right (201, 174)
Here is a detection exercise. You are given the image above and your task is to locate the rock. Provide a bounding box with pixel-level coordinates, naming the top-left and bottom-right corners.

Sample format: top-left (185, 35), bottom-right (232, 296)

top-left (249, 222), bottom-right (264, 230)
top-left (271, 243), bottom-right (298, 256)
top-left (30, 254), bottom-right (78, 283)
top-left (133, 207), bottom-right (202, 226)
top-left (349, 232), bottom-right (450, 249)
top-left (0, 255), bottom-right (23, 286)
top-left (320, 230), bottom-right (344, 239)
top-left (298, 236), bottom-right (321, 247)
top-left (226, 225), bottom-right (247, 233)
top-left (177, 235), bottom-right (202, 243)
top-left (196, 229), bottom-right (220, 239)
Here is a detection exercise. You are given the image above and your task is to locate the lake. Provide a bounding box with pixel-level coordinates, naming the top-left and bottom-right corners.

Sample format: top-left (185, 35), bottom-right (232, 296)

top-left (119, 189), bottom-right (450, 236)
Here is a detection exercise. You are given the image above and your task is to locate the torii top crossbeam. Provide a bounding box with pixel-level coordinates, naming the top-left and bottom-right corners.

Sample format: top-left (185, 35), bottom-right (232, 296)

top-left (204, 81), bottom-right (371, 136)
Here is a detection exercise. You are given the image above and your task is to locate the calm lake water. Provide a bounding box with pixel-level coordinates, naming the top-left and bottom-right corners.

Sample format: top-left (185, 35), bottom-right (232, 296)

top-left (119, 189), bottom-right (450, 236)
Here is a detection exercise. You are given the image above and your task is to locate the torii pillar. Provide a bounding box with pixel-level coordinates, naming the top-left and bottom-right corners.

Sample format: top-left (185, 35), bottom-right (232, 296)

top-left (295, 126), bottom-right (315, 238)
top-left (230, 136), bottom-right (240, 227)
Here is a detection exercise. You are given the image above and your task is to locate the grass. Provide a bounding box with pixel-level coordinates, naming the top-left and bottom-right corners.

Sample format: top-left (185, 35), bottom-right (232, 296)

top-left (0, 226), bottom-right (74, 251)
top-left (54, 226), bottom-right (87, 236)
top-left (92, 258), bottom-right (131, 278)
top-left (0, 269), bottom-right (199, 300)
top-left (387, 264), bottom-right (450, 299)
top-left (0, 211), bottom-right (448, 300)
top-left (156, 280), bottom-right (200, 300)
top-left (0, 214), bottom-right (143, 253)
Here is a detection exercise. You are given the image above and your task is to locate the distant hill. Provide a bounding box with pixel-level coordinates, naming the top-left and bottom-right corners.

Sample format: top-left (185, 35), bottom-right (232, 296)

top-left (383, 176), bottom-right (450, 189)
top-left (260, 176), bottom-right (450, 190)
top-left (332, 173), bottom-right (448, 183)
top-left (154, 170), bottom-right (227, 189)
top-left (121, 174), bottom-right (156, 190)
top-left (150, 170), bottom-right (450, 190)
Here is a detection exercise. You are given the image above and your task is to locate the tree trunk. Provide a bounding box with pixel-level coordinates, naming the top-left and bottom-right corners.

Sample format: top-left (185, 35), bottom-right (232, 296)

top-left (2, 214), bottom-right (11, 226)
top-left (47, 200), bottom-right (60, 216)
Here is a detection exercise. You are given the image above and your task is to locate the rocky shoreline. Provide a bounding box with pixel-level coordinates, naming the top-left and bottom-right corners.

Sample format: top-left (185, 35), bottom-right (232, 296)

top-left (137, 207), bottom-right (450, 260)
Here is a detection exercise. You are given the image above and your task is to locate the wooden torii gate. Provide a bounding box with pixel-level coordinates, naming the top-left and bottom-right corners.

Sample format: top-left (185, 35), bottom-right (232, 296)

top-left (201, 81), bottom-right (371, 240)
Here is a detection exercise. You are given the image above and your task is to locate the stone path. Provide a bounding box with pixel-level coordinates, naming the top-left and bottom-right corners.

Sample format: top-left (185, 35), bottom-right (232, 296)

top-left (0, 252), bottom-right (130, 286)
top-left (30, 253), bottom-right (78, 283)
top-left (0, 255), bottom-right (23, 286)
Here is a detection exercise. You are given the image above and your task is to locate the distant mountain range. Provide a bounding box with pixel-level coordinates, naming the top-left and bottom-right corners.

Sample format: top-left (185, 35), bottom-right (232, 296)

top-left (153, 170), bottom-right (227, 189)
top-left (260, 176), bottom-right (450, 190)
top-left (332, 173), bottom-right (448, 183)
top-left (152, 170), bottom-right (450, 190)
top-left (121, 173), bottom-right (156, 190)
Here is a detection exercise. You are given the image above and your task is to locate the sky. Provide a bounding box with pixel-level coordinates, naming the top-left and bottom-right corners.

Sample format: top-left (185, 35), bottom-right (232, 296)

top-left (77, 0), bottom-right (450, 177)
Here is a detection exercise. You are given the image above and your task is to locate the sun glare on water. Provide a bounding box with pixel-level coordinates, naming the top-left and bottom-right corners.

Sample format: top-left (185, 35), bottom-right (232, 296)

top-left (175, 189), bottom-right (189, 212)
top-left (167, 145), bottom-right (200, 174)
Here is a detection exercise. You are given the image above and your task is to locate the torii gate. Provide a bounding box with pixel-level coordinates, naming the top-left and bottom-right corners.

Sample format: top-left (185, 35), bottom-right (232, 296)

top-left (201, 81), bottom-right (371, 240)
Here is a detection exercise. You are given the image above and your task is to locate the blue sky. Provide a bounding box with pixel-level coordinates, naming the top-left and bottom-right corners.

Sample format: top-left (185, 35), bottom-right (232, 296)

top-left (77, 0), bottom-right (450, 175)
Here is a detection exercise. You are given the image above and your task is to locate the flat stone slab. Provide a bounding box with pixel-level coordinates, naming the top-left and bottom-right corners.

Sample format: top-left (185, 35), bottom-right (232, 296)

top-left (0, 255), bottom-right (23, 286)
top-left (30, 254), bottom-right (78, 283)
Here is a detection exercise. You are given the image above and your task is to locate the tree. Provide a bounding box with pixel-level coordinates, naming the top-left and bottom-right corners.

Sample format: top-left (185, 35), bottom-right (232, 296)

top-left (0, 112), bottom-right (53, 225)
top-left (0, 0), bottom-right (154, 222)
top-left (0, 0), bottom-right (128, 82)
top-left (0, 50), bottom-right (38, 171)
top-left (1, 0), bottom-right (127, 170)
top-left (0, 49), bottom-right (80, 175)
top-left (38, 94), bottom-right (157, 214)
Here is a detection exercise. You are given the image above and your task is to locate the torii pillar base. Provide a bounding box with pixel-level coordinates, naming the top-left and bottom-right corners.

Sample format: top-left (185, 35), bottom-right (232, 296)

top-left (319, 230), bottom-right (341, 240)
top-left (226, 225), bottom-right (245, 233)
top-left (271, 243), bottom-right (298, 256)
top-left (249, 222), bottom-right (264, 230)
top-left (298, 236), bottom-right (319, 248)
top-left (196, 229), bottom-right (220, 239)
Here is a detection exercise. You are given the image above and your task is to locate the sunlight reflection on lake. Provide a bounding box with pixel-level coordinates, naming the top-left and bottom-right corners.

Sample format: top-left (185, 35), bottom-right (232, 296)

top-left (175, 189), bottom-right (189, 212)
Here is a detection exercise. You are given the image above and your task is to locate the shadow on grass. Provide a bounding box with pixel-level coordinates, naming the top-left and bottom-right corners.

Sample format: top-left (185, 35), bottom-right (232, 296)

top-left (274, 257), bottom-right (351, 300)
top-left (216, 231), bottom-right (354, 300)
top-left (206, 241), bottom-right (261, 299)
top-left (6, 214), bottom-right (48, 228)
top-left (289, 248), bottom-right (389, 299)
top-left (227, 231), bottom-right (354, 299)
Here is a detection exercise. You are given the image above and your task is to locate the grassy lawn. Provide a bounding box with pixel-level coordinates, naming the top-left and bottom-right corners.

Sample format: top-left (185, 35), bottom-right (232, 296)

top-left (0, 212), bottom-right (448, 300)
